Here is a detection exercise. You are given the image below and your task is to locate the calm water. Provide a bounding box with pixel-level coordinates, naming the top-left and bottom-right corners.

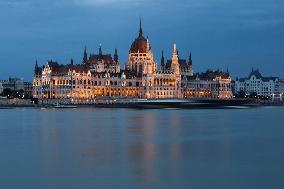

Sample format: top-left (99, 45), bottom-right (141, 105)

top-left (0, 107), bottom-right (284, 189)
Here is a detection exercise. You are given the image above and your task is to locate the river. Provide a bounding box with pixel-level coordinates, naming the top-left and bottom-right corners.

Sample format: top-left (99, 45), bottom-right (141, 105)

top-left (0, 107), bottom-right (283, 188)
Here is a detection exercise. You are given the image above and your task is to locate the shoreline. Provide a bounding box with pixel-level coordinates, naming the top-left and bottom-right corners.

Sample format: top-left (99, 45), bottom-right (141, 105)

top-left (0, 98), bottom-right (283, 109)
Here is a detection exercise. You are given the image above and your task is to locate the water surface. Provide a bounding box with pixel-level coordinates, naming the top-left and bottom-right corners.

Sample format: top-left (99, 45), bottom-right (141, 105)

top-left (0, 107), bottom-right (284, 189)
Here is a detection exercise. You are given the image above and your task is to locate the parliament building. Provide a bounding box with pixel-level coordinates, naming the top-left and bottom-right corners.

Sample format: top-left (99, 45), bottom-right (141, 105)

top-left (33, 21), bottom-right (233, 100)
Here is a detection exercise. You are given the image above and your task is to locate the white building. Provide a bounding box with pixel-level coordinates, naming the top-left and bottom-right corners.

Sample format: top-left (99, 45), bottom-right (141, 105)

top-left (0, 77), bottom-right (24, 91)
top-left (279, 79), bottom-right (284, 94)
top-left (235, 69), bottom-right (280, 97)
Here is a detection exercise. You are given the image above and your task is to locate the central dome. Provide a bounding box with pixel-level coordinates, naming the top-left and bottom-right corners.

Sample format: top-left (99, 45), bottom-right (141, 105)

top-left (130, 35), bottom-right (147, 53)
top-left (129, 19), bottom-right (148, 53)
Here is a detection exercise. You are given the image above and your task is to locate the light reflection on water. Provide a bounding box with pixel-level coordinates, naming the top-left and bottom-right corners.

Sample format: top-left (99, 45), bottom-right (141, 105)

top-left (0, 107), bottom-right (284, 189)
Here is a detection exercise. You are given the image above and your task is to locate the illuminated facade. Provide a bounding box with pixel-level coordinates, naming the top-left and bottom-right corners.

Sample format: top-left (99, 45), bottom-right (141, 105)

top-left (182, 71), bottom-right (233, 99)
top-left (33, 21), bottom-right (232, 100)
top-left (234, 69), bottom-right (282, 97)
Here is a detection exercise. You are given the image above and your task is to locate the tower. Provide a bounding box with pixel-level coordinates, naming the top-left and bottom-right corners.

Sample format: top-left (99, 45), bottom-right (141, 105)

top-left (127, 19), bottom-right (156, 75)
top-left (171, 43), bottom-right (180, 76)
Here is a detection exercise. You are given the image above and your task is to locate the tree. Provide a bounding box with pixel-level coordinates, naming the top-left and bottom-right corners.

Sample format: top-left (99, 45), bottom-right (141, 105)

top-left (1, 88), bottom-right (12, 98)
top-left (235, 90), bottom-right (246, 98)
top-left (11, 89), bottom-right (26, 99)
top-left (249, 92), bottom-right (258, 99)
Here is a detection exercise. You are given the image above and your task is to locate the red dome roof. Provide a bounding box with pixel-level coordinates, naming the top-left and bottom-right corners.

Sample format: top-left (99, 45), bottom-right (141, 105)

top-left (129, 19), bottom-right (148, 53)
top-left (130, 35), bottom-right (147, 53)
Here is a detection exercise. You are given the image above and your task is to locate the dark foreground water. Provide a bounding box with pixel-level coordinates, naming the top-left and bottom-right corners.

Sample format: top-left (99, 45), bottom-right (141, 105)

top-left (0, 107), bottom-right (284, 189)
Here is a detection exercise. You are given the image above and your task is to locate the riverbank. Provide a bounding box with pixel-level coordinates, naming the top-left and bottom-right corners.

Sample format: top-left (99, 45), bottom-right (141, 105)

top-left (0, 98), bottom-right (36, 108)
top-left (0, 98), bottom-right (283, 109)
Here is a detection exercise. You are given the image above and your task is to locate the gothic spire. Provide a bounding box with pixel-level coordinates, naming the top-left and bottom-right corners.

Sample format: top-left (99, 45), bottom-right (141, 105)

top-left (99, 44), bottom-right (102, 55)
top-left (34, 59), bottom-right (39, 74)
top-left (173, 43), bottom-right (177, 54)
top-left (146, 36), bottom-right (150, 51)
top-left (139, 17), bottom-right (143, 37)
top-left (114, 48), bottom-right (118, 63)
top-left (83, 46), bottom-right (88, 64)
top-left (188, 51), bottom-right (192, 66)
top-left (171, 43), bottom-right (180, 75)
top-left (161, 50), bottom-right (165, 67)
top-left (173, 43), bottom-right (179, 60)
top-left (70, 58), bottom-right (74, 65)
top-left (35, 59), bottom-right (38, 68)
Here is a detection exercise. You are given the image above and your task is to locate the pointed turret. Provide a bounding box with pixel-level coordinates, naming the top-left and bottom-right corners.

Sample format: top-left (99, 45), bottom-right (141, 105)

top-left (114, 48), bottom-right (119, 63)
top-left (146, 37), bottom-right (150, 51)
top-left (34, 60), bottom-right (39, 75)
top-left (83, 46), bottom-right (88, 64)
top-left (172, 43), bottom-right (179, 61)
top-left (99, 44), bottom-right (102, 55)
top-left (70, 58), bottom-right (74, 65)
top-left (161, 50), bottom-right (165, 68)
top-left (174, 43), bottom-right (177, 54)
top-left (188, 52), bottom-right (192, 66)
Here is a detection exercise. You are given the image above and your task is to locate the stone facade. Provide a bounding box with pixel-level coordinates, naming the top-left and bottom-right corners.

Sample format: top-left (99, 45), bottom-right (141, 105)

top-left (33, 21), bottom-right (232, 100)
top-left (182, 71), bottom-right (233, 99)
top-left (279, 80), bottom-right (284, 94)
top-left (234, 69), bottom-right (281, 97)
top-left (0, 77), bottom-right (24, 91)
top-left (24, 82), bottom-right (33, 98)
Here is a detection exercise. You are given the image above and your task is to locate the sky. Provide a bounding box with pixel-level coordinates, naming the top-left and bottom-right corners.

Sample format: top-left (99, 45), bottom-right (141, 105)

top-left (0, 0), bottom-right (283, 81)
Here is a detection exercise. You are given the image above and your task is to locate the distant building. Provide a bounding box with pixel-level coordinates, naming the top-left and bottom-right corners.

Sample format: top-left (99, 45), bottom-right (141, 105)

top-left (0, 77), bottom-right (24, 91)
top-left (234, 69), bottom-right (280, 97)
top-left (0, 82), bottom-right (3, 94)
top-left (33, 20), bottom-right (232, 100)
top-left (0, 78), bottom-right (33, 98)
top-left (279, 79), bottom-right (284, 94)
top-left (24, 82), bottom-right (33, 98)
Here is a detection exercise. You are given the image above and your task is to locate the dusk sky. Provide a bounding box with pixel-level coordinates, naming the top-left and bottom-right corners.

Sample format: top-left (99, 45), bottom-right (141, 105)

top-left (0, 0), bottom-right (283, 80)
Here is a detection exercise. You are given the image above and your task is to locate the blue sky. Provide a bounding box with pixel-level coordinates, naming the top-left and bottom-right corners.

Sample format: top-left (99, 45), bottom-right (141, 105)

top-left (0, 0), bottom-right (283, 80)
